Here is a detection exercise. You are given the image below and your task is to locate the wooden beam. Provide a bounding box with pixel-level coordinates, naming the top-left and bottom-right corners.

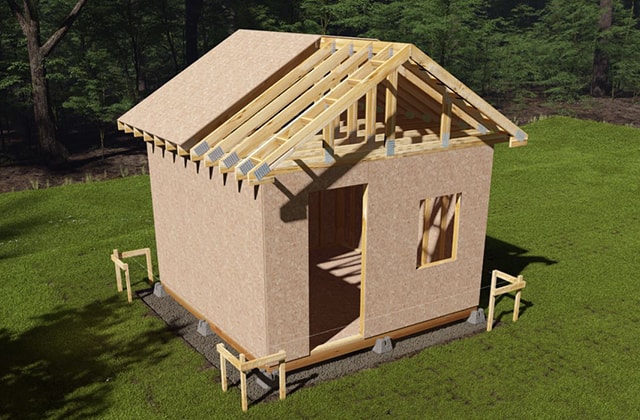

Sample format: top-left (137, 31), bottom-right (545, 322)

top-left (347, 102), bottom-right (358, 141)
top-left (486, 270), bottom-right (526, 332)
top-left (440, 88), bottom-right (452, 147)
top-left (218, 44), bottom-right (372, 171)
top-left (283, 307), bottom-right (474, 372)
top-left (251, 131), bottom-right (507, 184)
top-left (161, 283), bottom-right (256, 360)
top-left (384, 69), bottom-right (398, 155)
top-left (153, 136), bottom-right (165, 148)
top-left (410, 46), bottom-right (527, 145)
top-left (365, 87), bottom-right (377, 143)
top-left (192, 45), bottom-right (336, 162)
top-left (403, 64), bottom-right (496, 133)
top-left (216, 343), bottom-right (287, 411)
top-left (177, 145), bottom-right (189, 156)
top-left (246, 44), bottom-right (412, 182)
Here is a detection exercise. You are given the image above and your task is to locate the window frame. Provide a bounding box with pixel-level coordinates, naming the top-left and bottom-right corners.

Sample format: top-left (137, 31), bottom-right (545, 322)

top-left (417, 192), bottom-right (462, 269)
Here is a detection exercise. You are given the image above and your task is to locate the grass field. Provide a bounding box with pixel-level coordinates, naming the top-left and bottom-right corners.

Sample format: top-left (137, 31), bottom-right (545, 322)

top-left (1, 116), bottom-right (639, 419)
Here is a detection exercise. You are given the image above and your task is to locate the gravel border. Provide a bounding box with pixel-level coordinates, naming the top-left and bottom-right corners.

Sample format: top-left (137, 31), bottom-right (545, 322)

top-left (138, 287), bottom-right (487, 406)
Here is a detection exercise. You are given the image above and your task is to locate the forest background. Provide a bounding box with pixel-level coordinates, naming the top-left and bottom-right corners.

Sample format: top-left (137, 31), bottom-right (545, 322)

top-left (1, 0), bottom-right (639, 173)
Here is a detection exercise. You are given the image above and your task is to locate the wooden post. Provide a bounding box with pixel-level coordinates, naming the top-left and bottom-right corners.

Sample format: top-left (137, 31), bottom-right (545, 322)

top-left (220, 351), bottom-right (227, 392)
top-left (513, 274), bottom-right (523, 321)
top-left (384, 70), bottom-right (398, 142)
top-left (487, 270), bottom-right (526, 332)
top-left (239, 353), bottom-right (248, 412)
top-left (365, 87), bottom-right (377, 143)
top-left (347, 102), bottom-right (358, 142)
top-left (216, 343), bottom-right (286, 411)
top-left (440, 88), bottom-right (452, 147)
top-left (486, 270), bottom-right (497, 332)
top-left (144, 248), bottom-right (154, 283)
top-left (278, 360), bottom-right (286, 400)
top-left (124, 263), bottom-right (132, 303)
top-left (113, 249), bottom-right (122, 292)
top-left (112, 247), bottom-right (155, 304)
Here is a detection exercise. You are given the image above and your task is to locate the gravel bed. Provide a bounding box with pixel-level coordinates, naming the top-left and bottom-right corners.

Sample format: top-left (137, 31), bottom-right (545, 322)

top-left (138, 287), bottom-right (486, 406)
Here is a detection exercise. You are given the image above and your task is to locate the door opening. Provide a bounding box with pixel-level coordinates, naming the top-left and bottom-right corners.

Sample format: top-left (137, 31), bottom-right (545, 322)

top-left (308, 184), bottom-right (366, 350)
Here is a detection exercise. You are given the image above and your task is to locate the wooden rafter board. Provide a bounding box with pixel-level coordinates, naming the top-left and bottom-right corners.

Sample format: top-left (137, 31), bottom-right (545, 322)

top-left (117, 33), bottom-right (526, 181)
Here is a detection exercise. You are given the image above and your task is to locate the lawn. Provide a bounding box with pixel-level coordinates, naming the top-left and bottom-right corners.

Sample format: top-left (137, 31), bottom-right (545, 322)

top-left (1, 116), bottom-right (639, 419)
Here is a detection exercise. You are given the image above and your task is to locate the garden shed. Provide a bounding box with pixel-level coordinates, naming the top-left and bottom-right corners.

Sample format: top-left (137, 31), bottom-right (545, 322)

top-left (117, 29), bottom-right (527, 370)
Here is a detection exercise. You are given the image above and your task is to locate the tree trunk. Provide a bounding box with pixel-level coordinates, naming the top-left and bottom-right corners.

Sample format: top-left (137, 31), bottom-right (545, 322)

top-left (24, 21), bottom-right (69, 165)
top-left (7, 0), bottom-right (89, 166)
top-left (185, 0), bottom-right (204, 65)
top-left (591, 0), bottom-right (613, 97)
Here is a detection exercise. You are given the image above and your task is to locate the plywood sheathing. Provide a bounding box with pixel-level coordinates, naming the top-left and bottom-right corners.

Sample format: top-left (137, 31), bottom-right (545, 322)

top-left (146, 143), bottom-right (269, 357)
top-left (118, 30), bottom-right (320, 148)
top-left (262, 146), bottom-right (493, 358)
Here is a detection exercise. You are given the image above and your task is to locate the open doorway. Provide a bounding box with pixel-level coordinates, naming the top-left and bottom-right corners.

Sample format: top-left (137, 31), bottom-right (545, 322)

top-left (308, 184), bottom-right (366, 350)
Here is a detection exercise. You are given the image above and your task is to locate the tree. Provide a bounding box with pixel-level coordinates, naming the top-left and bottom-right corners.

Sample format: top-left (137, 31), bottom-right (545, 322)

top-left (591, 0), bottom-right (613, 96)
top-left (185, 0), bottom-right (204, 65)
top-left (6, 0), bottom-right (89, 165)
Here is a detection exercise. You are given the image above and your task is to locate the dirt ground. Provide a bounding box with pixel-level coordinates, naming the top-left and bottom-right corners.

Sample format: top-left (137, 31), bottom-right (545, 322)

top-left (1, 97), bottom-right (638, 194)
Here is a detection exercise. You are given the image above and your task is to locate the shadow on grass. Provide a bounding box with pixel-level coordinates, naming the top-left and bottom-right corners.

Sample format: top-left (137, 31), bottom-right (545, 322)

top-left (0, 295), bottom-right (170, 419)
top-left (0, 193), bottom-right (50, 261)
top-left (480, 236), bottom-right (557, 321)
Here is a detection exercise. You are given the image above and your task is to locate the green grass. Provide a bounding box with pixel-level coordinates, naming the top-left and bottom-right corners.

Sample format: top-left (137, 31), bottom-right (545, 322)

top-left (1, 116), bottom-right (640, 418)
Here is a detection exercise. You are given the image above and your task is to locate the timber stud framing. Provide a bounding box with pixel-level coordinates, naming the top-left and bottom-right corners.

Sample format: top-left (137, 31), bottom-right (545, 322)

top-left (118, 33), bottom-right (527, 187)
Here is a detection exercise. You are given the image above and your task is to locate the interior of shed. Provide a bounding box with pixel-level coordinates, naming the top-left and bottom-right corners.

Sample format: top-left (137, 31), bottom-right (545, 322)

top-left (308, 184), bottom-right (366, 349)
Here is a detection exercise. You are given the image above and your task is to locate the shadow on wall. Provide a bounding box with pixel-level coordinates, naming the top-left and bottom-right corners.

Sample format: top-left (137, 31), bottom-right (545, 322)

top-left (480, 236), bottom-right (557, 320)
top-left (277, 142), bottom-right (375, 223)
top-left (0, 296), bottom-right (170, 419)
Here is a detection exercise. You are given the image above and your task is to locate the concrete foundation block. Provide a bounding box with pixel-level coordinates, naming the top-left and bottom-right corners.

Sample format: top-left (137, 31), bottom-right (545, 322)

top-left (153, 283), bottom-right (167, 298)
top-left (372, 336), bottom-right (393, 354)
top-left (197, 319), bottom-right (213, 337)
top-left (467, 308), bottom-right (486, 325)
top-left (254, 369), bottom-right (279, 390)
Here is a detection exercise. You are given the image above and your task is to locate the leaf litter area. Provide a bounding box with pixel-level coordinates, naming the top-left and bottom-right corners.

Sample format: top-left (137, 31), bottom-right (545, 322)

top-left (1, 97), bottom-right (639, 194)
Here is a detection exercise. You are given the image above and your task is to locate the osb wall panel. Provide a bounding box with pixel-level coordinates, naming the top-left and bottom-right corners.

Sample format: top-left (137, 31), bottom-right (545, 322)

top-left (261, 165), bottom-right (369, 360)
top-left (265, 145), bottom-right (494, 355)
top-left (362, 146), bottom-right (494, 336)
top-left (120, 30), bottom-right (320, 146)
top-left (147, 144), bottom-right (267, 357)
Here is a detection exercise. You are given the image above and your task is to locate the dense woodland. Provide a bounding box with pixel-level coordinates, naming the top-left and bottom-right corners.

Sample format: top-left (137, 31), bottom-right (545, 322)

top-left (1, 0), bottom-right (640, 166)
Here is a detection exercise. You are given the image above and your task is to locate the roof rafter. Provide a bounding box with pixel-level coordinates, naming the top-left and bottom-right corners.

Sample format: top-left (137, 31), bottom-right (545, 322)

top-left (117, 33), bottom-right (527, 185)
top-left (409, 47), bottom-right (527, 147)
top-left (243, 44), bottom-right (412, 183)
top-left (190, 44), bottom-right (335, 161)
top-left (214, 42), bottom-right (373, 173)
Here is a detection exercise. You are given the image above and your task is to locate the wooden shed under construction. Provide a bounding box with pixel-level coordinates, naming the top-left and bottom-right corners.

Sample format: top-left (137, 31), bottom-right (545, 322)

top-left (117, 29), bottom-right (527, 370)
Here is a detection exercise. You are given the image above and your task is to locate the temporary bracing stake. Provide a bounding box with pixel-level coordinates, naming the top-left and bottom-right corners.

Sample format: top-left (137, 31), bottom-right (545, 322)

top-left (111, 248), bottom-right (154, 303)
top-left (217, 343), bottom-right (286, 412)
top-left (486, 269), bottom-right (527, 331)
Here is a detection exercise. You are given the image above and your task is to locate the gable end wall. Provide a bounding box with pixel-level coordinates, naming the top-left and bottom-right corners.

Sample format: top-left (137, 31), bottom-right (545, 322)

top-left (262, 145), bottom-right (494, 359)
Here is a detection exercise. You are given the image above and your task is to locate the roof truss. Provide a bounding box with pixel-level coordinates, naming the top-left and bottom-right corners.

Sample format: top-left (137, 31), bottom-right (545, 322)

top-left (118, 36), bottom-right (527, 186)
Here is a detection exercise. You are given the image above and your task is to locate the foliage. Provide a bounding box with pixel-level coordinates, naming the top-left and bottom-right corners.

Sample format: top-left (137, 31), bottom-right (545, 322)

top-left (2, 0), bottom-right (640, 159)
top-left (1, 118), bottom-right (640, 417)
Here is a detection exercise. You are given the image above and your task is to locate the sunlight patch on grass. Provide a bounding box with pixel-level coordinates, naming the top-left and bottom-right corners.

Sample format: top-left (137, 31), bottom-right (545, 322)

top-left (1, 118), bottom-right (640, 417)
